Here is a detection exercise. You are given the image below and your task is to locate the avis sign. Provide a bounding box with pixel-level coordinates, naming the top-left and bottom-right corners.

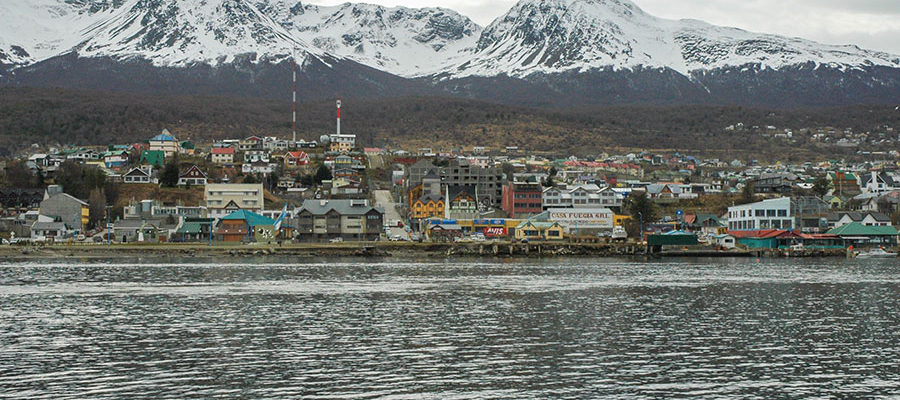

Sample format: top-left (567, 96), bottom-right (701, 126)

top-left (483, 227), bottom-right (508, 237)
top-left (546, 208), bottom-right (614, 229)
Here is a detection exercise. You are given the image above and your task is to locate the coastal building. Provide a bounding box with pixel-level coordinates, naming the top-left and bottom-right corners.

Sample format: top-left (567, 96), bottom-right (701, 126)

top-left (39, 186), bottom-right (89, 233)
top-left (293, 199), bottom-right (384, 242)
top-left (204, 183), bottom-right (264, 219)
top-left (827, 223), bottom-right (898, 248)
top-left (445, 185), bottom-right (478, 219)
top-left (502, 178), bottom-right (543, 218)
top-left (542, 184), bottom-right (623, 211)
top-left (827, 211), bottom-right (892, 229)
top-left (30, 221), bottom-right (69, 241)
top-left (215, 210), bottom-right (275, 243)
top-left (410, 194), bottom-right (444, 220)
top-left (442, 158), bottom-right (503, 207)
top-left (514, 221), bottom-right (565, 241)
top-left (727, 197), bottom-right (794, 232)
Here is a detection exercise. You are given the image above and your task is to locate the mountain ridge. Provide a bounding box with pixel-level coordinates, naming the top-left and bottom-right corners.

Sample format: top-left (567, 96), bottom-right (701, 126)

top-left (2, 0), bottom-right (899, 107)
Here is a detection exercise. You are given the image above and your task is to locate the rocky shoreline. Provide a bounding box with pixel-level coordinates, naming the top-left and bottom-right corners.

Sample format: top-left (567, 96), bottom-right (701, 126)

top-left (0, 241), bottom-right (821, 261)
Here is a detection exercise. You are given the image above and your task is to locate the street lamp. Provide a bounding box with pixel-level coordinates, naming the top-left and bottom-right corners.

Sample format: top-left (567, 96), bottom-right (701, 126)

top-left (105, 205), bottom-right (112, 246)
top-left (636, 211), bottom-right (644, 244)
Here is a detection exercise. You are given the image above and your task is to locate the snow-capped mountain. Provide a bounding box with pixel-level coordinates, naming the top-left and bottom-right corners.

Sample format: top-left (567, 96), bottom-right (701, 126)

top-left (447, 0), bottom-right (900, 78)
top-left (2, 0), bottom-right (899, 107)
top-left (261, 2), bottom-right (480, 77)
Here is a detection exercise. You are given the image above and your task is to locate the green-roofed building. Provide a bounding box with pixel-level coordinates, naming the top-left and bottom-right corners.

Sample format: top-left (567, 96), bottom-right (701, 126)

top-left (827, 222), bottom-right (898, 248)
top-left (217, 210), bottom-right (276, 242)
top-left (174, 218), bottom-right (215, 243)
top-left (140, 150), bottom-right (165, 167)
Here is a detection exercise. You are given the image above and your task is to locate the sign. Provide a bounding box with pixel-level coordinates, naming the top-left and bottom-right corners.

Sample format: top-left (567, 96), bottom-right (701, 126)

top-left (474, 219), bottom-right (506, 226)
top-left (483, 227), bottom-right (508, 237)
top-left (546, 208), bottom-right (614, 229)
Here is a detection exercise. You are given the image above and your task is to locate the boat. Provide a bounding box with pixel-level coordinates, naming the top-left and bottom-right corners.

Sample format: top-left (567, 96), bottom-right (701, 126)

top-left (854, 248), bottom-right (898, 258)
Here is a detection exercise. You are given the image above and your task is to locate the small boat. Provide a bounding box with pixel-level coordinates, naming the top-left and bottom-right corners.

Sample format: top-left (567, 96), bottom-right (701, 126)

top-left (854, 248), bottom-right (898, 258)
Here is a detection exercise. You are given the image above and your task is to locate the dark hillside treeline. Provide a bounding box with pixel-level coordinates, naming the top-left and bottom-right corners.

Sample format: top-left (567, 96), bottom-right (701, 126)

top-left (0, 87), bottom-right (898, 161)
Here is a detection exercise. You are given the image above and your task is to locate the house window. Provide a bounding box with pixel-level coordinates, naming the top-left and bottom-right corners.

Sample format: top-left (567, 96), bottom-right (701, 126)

top-left (777, 210), bottom-right (787, 217)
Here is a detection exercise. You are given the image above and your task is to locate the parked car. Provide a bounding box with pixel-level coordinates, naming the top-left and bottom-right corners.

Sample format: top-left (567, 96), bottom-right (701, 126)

top-left (329, 237), bottom-right (344, 243)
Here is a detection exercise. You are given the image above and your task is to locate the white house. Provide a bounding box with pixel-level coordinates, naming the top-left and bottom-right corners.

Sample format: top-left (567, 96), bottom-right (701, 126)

top-left (123, 166), bottom-right (156, 184)
top-left (542, 184), bottom-right (624, 210)
top-left (243, 150), bottom-right (270, 163)
top-left (859, 171), bottom-right (897, 194)
top-left (727, 197), bottom-right (794, 231)
top-left (242, 162), bottom-right (274, 175)
top-left (828, 212), bottom-right (892, 229)
top-left (178, 165), bottom-right (208, 186)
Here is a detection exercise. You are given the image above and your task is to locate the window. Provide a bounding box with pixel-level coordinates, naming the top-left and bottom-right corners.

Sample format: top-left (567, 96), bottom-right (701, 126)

top-left (766, 209), bottom-right (776, 217)
top-left (777, 210), bottom-right (787, 217)
top-left (755, 210), bottom-right (765, 217)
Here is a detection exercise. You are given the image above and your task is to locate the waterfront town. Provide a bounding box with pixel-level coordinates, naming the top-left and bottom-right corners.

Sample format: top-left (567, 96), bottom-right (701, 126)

top-left (1, 105), bottom-right (899, 254)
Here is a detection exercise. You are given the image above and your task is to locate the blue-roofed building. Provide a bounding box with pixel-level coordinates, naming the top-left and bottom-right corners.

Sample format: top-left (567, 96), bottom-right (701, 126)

top-left (149, 129), bottom-right (180, 157)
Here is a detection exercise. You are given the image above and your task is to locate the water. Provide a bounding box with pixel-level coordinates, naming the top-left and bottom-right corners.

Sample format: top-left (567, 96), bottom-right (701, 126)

top-left (1, 257), bottom-right (899, 399)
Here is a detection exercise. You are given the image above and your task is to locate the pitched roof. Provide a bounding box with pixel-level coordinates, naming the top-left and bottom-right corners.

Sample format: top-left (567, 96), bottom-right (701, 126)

top-left (829, 212), bottom-right (892, 223)
top-left (300, 199), bottom-right (384, 216)
top-left (448, 185), bottom-right (476, 201)
top-left (140, 150), bottom-right (165, 165)
top-left (46, 192), bottom-right (88, 206)
top-left (729, 229), bottom-right (790, 239)
top-left (179, 165), bottom-right (207, 178)
top-left (150, 130), bottom-right (176, 142)
top-left (827, 222), bottom-right (898, 236)
top-left (221, 210), bottom-right (275, 227)
top-left (212, 147), bottom-right (235, 155)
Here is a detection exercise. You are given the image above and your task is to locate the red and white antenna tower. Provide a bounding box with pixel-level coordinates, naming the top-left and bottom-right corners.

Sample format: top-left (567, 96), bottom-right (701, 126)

top-left (336, 98), bottom-right (342, 135)
top-left (292, 50), bottom-right (297, 144)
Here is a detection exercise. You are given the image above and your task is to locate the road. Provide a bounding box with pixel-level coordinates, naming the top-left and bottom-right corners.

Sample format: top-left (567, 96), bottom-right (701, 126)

top-left (374, 189), bottom-right (409, 240)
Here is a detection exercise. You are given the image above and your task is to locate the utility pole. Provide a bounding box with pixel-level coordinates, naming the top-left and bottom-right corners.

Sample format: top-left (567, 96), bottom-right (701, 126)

top-left (292, 50), bottom-right (297, 145)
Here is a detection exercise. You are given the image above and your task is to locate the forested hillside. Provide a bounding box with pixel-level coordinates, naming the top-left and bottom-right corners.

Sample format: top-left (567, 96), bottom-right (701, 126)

top-left (1, 87), bottom-right (898, 161)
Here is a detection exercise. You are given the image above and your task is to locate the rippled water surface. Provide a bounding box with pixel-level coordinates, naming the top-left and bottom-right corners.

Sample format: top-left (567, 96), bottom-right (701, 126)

top-left (1, 257), bottom-right (899, 399)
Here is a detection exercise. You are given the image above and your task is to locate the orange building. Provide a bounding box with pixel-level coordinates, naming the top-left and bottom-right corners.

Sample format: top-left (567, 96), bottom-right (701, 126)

top-left (410, 194), bottom-right (445, 220)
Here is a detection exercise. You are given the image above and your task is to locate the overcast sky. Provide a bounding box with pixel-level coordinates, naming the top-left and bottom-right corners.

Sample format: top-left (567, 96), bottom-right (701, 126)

top-left (306, 0), bottom-right (900, 54)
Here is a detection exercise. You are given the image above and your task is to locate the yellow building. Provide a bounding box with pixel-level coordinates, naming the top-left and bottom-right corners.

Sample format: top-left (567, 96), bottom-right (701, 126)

top-left (514, 221), bottom-right (565, 241)
top-left (410, 195), bottom-right (444, 220)
top-left (328, 134), bottom-right (356, 153)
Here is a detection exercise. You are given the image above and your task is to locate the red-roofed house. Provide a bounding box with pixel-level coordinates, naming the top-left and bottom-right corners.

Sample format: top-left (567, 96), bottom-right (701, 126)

top-left (211, 147), bottom-right (235, 165)
top-left (284, 151), bottom-right (310, 168)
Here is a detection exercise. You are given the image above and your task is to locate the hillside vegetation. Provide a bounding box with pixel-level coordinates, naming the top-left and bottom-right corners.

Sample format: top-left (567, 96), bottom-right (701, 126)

top-left (1, 87), bottom-right (898, 161)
